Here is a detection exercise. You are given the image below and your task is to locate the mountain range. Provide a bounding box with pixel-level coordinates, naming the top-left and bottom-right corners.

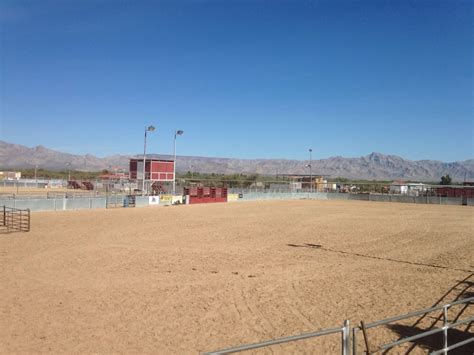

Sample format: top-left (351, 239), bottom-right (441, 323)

top-left (1, 141), bottom-right (473, 181)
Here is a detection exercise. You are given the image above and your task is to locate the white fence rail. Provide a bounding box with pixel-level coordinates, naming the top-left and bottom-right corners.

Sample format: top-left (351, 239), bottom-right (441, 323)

top-left (354, 296), bottom-right (473, 355)
top-left (204, 320), bottom-right (350, 355)
top-left (204, 297), bottom-right (473, 355)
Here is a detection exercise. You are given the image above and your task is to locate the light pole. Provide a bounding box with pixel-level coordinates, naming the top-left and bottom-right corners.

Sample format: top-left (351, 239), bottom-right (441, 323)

top-left (35, 165), bottom-right (38, 188)
top-left (191, 165), bottom-right (194, 180)
top-left (309, 148), bottom-right (313, 193)
top-left (67, 162), bottom-right (71, 181)
top-left (173, 130), bottom-right (184, 195)
top-left (142, 125), bottom-right (156, 193)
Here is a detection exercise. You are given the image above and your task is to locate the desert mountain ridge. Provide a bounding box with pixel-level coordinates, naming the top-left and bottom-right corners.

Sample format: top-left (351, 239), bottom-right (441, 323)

top-left (1, 141), bottom-right (473, 181)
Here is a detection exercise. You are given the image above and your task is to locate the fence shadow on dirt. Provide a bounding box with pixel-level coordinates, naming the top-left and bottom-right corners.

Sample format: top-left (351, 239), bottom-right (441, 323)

top-left (286, 243), bottom-right (473, 273)
top-left (385, 324), bottom-right (472, 355)
top-left (287, 243), bottom-right (473, 354)
top-left (383, 274), bottom-right (473, 355)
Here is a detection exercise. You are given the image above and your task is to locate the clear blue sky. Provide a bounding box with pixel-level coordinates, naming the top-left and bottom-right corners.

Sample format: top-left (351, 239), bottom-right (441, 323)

top-left (1, 0), bottom-right (472, 162)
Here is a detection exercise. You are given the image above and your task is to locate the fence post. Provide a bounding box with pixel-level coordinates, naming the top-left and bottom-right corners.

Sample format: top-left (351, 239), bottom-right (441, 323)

top-left (352, 327), bottom-right (357, 355)
top-left (443, 305), bottom-right (448, 355)
top-left (342, 319), bottom-right (350, 355)
top-left (26, 208), bottom-right (30, 232)
top-left (2, 205), bottom-right (5, 226)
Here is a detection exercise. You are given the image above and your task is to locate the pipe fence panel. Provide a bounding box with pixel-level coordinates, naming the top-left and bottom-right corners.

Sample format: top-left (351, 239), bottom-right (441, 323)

top-left (204, 297), bottom-right (472, 355)
top-left (1, 206), bottom-right (30, 233)
top-left (352, 296), bottom-right (473, 355)
top-left (204, 320), bottom-right (350, 355)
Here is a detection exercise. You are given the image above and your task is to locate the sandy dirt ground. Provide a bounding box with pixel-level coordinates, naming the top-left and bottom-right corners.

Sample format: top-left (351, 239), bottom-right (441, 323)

top-left (0, 200), bottom-right (473, 354)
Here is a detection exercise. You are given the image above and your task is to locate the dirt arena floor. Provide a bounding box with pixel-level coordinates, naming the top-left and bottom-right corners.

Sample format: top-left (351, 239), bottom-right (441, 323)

top-left (1, 200), bottom-right (473, 354)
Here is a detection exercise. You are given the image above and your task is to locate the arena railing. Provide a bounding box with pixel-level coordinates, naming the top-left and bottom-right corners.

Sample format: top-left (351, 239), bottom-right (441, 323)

top-left (203, 320), bottom-right (350, 355)
top-left (353, 296), bottom-right (473, 355)
top-left (204, 296), bottom-right (473, 355)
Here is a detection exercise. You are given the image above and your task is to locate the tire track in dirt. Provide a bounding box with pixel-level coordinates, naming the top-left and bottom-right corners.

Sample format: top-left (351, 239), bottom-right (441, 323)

top-left (242, 287), bottom-right (276, 334)
top-left (282, 281), bottom-right (315, 330)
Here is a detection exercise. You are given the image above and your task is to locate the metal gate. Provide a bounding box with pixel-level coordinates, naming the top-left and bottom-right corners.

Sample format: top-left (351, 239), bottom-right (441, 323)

top-left (1, 206), bottom-right (30, 233)
top-left (106, 193), bottom-right (125, 208)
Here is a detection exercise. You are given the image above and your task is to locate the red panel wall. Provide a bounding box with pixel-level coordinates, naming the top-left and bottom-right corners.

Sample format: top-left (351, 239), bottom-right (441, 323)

top-left (151, 161), bottom-right (174, 173)
top-left (130, 160), bottom-right (174, 181)
top-left (129, 161), bottom-right (138, 179)
top-left (184, 187), bottom-right (228, 204)
top-left (435, 187), bottom-right (474, 197)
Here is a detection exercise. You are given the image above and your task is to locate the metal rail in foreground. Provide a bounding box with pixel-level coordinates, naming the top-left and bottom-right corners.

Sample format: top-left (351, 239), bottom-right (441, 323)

top-left (204, 297), bottom-right (473, 355)
top-left (204, 320), bottom-right (350, 355)
top-left (353, 296), bottom-right (473, 355)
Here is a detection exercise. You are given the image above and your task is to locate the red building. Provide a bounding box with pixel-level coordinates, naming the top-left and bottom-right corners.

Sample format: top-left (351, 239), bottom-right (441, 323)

top-left (129, 158), bottom-right (175, 182)
top-left (435, 185), bottom-right (474, 198)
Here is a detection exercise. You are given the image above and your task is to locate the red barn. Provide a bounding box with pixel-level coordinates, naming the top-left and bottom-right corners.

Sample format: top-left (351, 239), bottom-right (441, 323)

top-left (129, 158), bottom-right (175, 182)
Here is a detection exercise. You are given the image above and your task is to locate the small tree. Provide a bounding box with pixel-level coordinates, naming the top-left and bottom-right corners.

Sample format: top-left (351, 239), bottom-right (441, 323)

top-left (440, 174), bottom-right (452, 185)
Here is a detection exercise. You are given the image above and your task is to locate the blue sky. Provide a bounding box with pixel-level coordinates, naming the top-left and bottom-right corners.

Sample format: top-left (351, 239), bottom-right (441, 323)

top-left (1, 0), bottom-right (472, 162)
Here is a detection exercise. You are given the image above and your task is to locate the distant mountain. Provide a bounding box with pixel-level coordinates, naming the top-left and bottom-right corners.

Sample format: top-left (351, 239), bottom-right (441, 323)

top-left (0, 141), bottom-right (472, 181)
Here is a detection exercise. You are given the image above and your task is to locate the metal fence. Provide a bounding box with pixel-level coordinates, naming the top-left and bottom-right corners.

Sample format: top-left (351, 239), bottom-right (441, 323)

top-left (205, 297), bottom-right (473, 355)
top-left (353, 296), bottom-right (474, 355)
top-left (204, 320), bottom-right (350, 355)
top-left (1, 206), bottom-right (30, 233)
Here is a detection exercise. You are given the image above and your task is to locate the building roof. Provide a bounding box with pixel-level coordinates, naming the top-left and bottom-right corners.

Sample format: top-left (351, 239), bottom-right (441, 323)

top-left (129, 158), bottom-right (174, 163)
top-left (278, 174), bottom-right (329, 178)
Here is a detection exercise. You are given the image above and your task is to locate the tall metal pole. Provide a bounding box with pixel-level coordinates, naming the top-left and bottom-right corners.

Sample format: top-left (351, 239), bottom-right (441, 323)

top-left (142, 125), bottom-right (156, 194)
top-left (309, 148), bottom-right (313, 193)
top-left (173, 132), bottom-right (177, 195)
top-left (172, 130), bottom-right (183, 195)
top-left (34, 165), bottom-right (38, 188)
top-left (142, 128), bottom-right (147, 193)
